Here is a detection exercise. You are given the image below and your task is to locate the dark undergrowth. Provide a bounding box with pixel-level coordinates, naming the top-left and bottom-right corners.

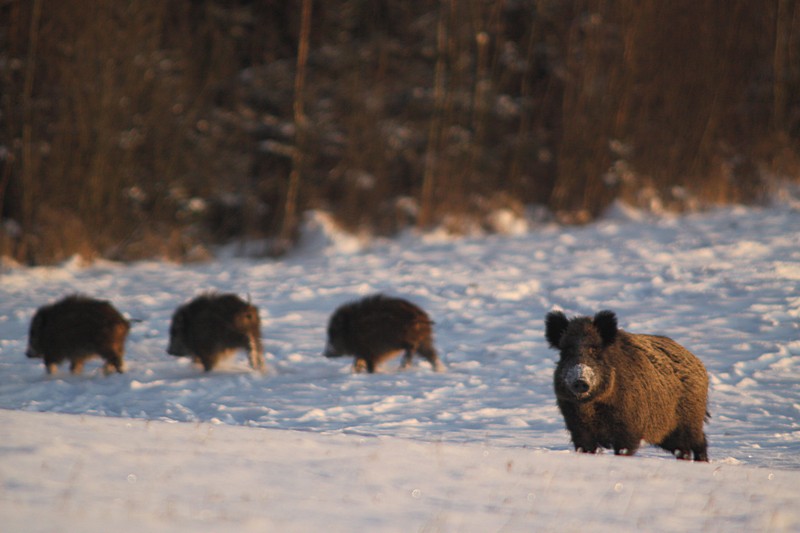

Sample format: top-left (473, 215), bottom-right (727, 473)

top-left (2, 1), bottom-right (799, 264)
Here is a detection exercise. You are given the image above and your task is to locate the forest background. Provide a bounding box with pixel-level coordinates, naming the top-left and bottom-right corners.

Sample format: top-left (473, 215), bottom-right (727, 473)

top-left (2, 0), bottom-right (799, 264)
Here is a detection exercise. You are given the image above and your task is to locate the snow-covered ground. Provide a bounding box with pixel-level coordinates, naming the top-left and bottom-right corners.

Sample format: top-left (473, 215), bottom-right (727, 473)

top-left (1, 201), bottom-right (799, 531)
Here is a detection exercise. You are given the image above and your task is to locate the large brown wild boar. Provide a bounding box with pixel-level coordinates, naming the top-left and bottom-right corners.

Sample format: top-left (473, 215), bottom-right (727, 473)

top-left (324, 294), bottom-right (445, 373)
top-left (545, 309), bottom-right (709, 461)
top-left (168, 293), bottom-right (265, 372)
top-left (26, 295), bottom-right (130, 375)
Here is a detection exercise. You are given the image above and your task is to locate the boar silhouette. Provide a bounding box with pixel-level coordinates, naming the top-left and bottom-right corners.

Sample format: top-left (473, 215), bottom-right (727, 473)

top-left (545, 310), bottom-right (709, 461)
top-left (168, 293), bottom-right (265, 372)
top-left (324, 294), bottom-right (444, 373)
top-left (27, 295), bottom-right (129, 375)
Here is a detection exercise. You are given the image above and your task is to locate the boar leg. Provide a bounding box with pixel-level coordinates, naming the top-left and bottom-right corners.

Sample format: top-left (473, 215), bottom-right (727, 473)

top-left (690, 429), bottom-right (709, 462)
top-left (613, 445), bottom-right (640, 456)
top-left (248, 336), bottom-right (266, 372)
top-left (99, 350), bottom-right (125, 375)
top-left (659, 427), bottom-right (708, 462)
top-left (46, 362), bottom-right (59, 375)
top-left (201, 357), bottom-right (215, 372)
top-left (101, 359), bottom-right (125, 375)
top-left (400, 348), bottom-right (414, 370)
top-left (612, 432), bottom-right (641, 456)
top-left (70, 359), bottom-right (85, 375)
top-left (354, 358), bottom-right (373, 373)
top-left (418, 344), bottom-right (446, 372)
top-left (692, 445), bottom-right (709, 462)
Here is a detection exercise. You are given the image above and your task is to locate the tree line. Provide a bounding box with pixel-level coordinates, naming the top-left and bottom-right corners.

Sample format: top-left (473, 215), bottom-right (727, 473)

top-left (1, 0), bottom-right (798, 264)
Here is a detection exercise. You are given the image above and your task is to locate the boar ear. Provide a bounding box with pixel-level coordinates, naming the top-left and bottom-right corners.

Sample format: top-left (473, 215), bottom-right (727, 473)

top-left (545, 311), bottom-right (569, 349)
top-left (593, 310), bottom-right (618, 345)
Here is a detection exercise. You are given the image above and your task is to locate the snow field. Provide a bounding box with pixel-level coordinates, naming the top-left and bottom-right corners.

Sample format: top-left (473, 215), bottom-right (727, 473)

top-left (1, 410), bottom-right (797, 533)
top-left (1, 203), bottom-right (799, 531)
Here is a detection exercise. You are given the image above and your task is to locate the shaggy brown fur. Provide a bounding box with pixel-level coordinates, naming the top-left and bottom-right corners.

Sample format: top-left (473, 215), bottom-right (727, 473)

top-left (26, 295), bottom-right (130, 375)
top-left (168, 293), bottom-right (265, 372)
top-left (545, 310), bottom-right (709, 461)
top-left (324, 294), bottom-right (445, 373)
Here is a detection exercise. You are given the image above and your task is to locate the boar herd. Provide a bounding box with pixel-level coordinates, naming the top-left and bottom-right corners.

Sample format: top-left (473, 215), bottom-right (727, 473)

top-left (25, 292), bottom-right (710, 461)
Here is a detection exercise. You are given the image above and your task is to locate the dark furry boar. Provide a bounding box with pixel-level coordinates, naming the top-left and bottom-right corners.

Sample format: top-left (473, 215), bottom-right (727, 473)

top-left (168, 293), bottom-right (265, 372)
top-left (26, 295), bottom-right (130, 375)
top-left (324, 294), bottom-right (445, 373)
top-left (545, 310), bottom-right (709, 461)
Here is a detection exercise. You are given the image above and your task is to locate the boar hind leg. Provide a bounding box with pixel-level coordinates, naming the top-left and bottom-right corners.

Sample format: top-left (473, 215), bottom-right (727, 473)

top-left (70, 359), bottom-right (85, 375)
top-left (691, 438), bottom-right (709, 462)
top-left (418, 344), bottom-right (446, 372)
top-left (689, 424), bottom-right (709, 462)
top-left (400, 348), bottom-right (414, 370)
top-left (659, 427), bottom-right (708, 461)
top-left (102, 359), bottom-right (125, 375)
top-left (99, 350), bottom-right (125, 375)
top-left (668, 432), bottom-right (708, 462)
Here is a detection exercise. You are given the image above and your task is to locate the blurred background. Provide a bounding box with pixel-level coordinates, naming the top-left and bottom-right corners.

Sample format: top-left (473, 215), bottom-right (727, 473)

top-left (2, 0), bottom-right (798, 264)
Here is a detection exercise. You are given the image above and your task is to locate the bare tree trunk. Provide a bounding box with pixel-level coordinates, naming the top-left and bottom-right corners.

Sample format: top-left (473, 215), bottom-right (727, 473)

top-left (280, 0), bottom-right (313, 246)
top-left (419, 0), bottom-right (448, 229)
top-left (773, 0), bottom-right (795, 133)
top-left (21, 0), bottom-right (43, 230)
top-left (549, 2), bottom-right (609, 221)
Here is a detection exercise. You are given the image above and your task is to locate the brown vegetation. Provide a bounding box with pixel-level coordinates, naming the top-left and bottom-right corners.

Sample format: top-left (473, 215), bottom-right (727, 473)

top-left (1, 1), bottom-right (798, 263)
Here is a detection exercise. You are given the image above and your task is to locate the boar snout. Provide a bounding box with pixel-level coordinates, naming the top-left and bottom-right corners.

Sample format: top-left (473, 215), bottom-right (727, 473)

top-left (564, 363), bottom-right (596, 398)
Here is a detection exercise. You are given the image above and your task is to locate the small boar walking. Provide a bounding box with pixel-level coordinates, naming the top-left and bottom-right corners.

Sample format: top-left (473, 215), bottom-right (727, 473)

top-left (168, 293), bottom-right (265, 372)
top-left (545, 310), bottom-right (709, 461)
top-left (26, 295), bottom-right (130, 375)
top-left (324, 294), bottom-right (445, 373)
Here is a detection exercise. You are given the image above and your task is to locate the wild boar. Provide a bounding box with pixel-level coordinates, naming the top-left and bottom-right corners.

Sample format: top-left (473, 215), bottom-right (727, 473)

top-left (26, 295), bottom-right (130, 375)
top-left (545, 309), bottom-right (709, 461)
top-left (324, 294), bottom-right (444, 373)
top-left (168, 293), bottom-right (265, 372)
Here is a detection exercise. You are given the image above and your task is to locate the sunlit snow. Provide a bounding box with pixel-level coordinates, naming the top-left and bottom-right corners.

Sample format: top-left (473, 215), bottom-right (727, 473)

top-left (1, 202), bottom-right (798, 531)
